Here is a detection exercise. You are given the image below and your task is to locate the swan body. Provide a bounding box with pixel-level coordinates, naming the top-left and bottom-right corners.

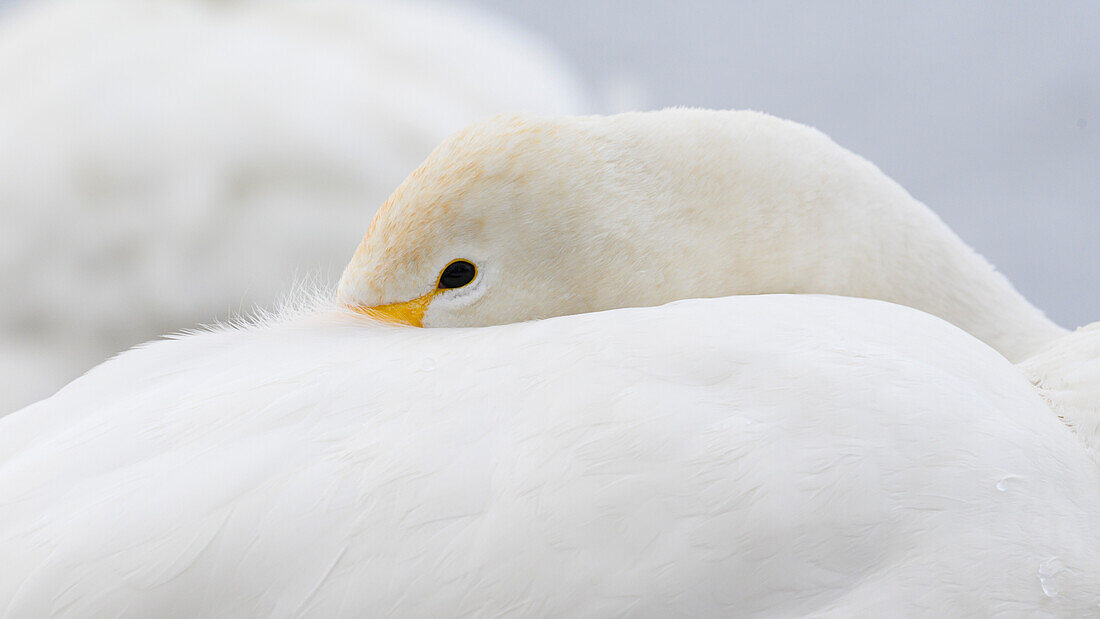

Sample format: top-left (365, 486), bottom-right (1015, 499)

top-left (0, 0), bottom-right (585, 413)
top-left (5, 105), bottom-right (1096, 613)
top-left (336, 109), bottom-right (1100, 458)
top-left (4, 295), bottom-right (1099, 616)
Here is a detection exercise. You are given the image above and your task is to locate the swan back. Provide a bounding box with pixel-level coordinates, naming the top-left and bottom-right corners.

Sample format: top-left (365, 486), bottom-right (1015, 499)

top-left (3, 296), bottom-right (1098, 615)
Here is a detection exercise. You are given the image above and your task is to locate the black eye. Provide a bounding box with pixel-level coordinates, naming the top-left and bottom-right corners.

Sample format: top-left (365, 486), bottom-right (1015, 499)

top-left (437, 260), bottom-right (477, 289)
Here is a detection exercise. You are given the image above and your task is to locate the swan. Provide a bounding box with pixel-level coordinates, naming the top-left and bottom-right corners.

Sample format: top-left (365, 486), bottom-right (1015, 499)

top-left (337, 109), bottom-right (1100, 457)
top-left (0, 0), bottom-right (585, 413)
top-left (3, 109), bottom-right (1099, 614)
top-left (3, 296), bottom-right (1099, 615)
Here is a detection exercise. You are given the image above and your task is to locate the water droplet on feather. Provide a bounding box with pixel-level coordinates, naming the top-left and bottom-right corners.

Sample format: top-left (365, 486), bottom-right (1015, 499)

top-left (996, 474), bottom-right (1022, 492)
top-left (1038, 557), bottom-right (1065, 598)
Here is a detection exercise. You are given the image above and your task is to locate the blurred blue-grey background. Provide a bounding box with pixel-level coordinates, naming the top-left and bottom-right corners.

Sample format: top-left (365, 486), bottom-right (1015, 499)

top-left (0, 0), bottom-right (1096, 412)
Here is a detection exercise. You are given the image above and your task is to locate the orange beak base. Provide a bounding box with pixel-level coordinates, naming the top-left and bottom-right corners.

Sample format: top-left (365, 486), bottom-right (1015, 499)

top-left (352, 290), bottom-right (440, 327)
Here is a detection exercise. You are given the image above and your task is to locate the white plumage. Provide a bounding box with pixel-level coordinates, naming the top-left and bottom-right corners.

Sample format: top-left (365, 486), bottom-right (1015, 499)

top-left (1022, 323), bottom-right (1100, 460)
top-left (0, 0), bottom-right (585, 412)
top-left (4, 295), bottom-right (1099, 615)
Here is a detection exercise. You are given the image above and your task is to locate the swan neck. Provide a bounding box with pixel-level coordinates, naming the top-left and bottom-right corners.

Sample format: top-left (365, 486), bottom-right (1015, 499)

top-left (614, 111), bottom-right (1069, 362)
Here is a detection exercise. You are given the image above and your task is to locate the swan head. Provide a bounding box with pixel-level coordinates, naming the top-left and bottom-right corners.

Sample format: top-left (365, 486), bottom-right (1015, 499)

top-left (337, 109), bottom-right (1062, 361)
top-left (337, 113), bottom-right (675, 327)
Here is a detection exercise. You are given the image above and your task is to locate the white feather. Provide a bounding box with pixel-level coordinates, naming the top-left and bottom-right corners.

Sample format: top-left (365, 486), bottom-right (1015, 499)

top-left (1021, 323), bottom-right (1100, 463)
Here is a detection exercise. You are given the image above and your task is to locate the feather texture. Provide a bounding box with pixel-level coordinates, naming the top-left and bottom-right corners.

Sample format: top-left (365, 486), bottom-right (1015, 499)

top-left (3, 295), bottom-right (1099, 616)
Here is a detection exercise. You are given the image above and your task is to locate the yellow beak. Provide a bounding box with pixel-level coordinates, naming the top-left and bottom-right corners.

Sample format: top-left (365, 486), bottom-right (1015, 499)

top-left (353, 290), bottom-right (439, 327)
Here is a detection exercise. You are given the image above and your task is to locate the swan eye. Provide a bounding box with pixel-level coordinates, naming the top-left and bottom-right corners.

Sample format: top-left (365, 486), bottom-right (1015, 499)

top-left (438, 260), bottom-right (476, 289)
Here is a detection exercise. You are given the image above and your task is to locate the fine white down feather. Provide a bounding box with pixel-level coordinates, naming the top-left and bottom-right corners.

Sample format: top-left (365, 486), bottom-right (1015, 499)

top-left (1020, 323), bottom-right (1100, 463)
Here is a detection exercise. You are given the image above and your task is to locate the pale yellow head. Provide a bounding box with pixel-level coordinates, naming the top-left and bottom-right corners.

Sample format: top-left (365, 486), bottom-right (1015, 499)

top-left (337, 113), bottom-right (669, 327)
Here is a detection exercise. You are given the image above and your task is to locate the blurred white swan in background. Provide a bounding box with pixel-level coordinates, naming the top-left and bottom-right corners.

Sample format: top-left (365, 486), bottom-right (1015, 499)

top-left (0, 0), bottom-right (586, 412)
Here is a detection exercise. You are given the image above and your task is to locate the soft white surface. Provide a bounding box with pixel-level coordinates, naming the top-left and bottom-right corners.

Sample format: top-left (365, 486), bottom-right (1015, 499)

top-left (2, 295), bottom-right (1099, 615)
top-left (0, 0), bottom-right (585, 413)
